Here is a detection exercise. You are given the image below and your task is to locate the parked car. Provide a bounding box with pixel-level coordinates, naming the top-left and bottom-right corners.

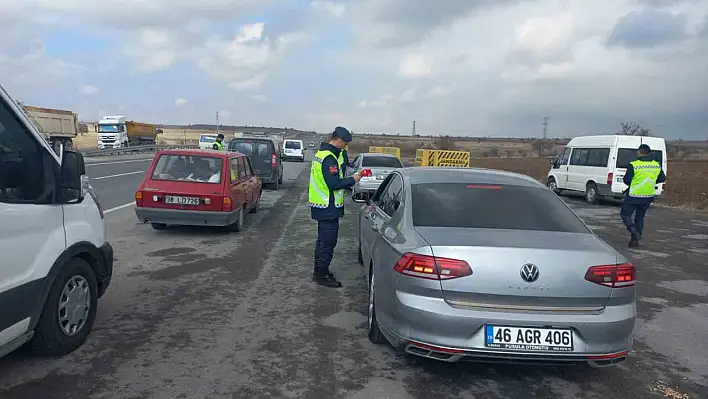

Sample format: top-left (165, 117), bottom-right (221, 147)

top-left (134, 149), bottom-right (262, 232)
top-left (283, 139), bottom-right (305, 162)
top-left (1, 83), bottom-right (113, 360)
top-left (228, 137), bottom-right (284, 189)
top-left (355, 167), bottom-right (635, 367)
top-left (198, 134), bottom-right (217, 150)
top-left (347, 153), bottom-right (404, 200)
top-left (309, 141), bottom-right (315, 148)
top-left (547, 135), bottom-right (667, 204)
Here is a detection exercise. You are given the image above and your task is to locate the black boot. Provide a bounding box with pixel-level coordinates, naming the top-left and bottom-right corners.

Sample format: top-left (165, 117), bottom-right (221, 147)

top-left (312, 269), bottom-right (342, 288)
top-left (629, 228), bottom-right (640, 248)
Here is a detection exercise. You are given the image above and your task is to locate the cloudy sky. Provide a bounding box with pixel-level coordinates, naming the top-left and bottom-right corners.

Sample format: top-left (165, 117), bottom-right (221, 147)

top-left (2, 0), bottom-right (707, 139)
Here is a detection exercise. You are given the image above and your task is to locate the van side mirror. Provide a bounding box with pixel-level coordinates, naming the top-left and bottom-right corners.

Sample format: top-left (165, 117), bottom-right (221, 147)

top-left (60, 150), bottom-right (86, 202)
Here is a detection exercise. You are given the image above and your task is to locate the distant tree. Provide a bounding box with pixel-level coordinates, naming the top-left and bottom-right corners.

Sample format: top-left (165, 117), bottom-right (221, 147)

top-left (531, 139), bottom-right (554, 156)
top-left (618, 122), bottom-right (651, 136)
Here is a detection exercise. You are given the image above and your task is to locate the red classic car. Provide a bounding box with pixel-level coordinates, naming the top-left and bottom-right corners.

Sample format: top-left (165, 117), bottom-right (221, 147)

top-left (134, 149), bottom-right (262, 232)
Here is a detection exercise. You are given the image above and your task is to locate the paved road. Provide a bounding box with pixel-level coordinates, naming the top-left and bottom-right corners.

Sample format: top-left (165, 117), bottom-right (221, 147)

top-left (0, 158), bottom-right (706, 398)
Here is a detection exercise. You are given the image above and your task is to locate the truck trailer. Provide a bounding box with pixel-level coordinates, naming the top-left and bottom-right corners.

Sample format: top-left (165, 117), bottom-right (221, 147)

top-left (21, 104), bottom-right (79, 153)
top-left (97, 115), bottom-right (158, 149)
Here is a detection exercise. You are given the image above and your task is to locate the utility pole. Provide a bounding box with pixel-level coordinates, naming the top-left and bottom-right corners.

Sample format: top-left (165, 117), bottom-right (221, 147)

top-left (412, 120), bottom-right (416, 136)
top-left (216, 111), bottom-right (220, 135)
top-left (542, 116), bottom-right (549, 139)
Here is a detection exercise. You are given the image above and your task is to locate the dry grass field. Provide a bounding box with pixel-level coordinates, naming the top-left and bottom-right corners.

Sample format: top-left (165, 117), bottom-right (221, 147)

top-left (74, 127), bottom-right (708, 210)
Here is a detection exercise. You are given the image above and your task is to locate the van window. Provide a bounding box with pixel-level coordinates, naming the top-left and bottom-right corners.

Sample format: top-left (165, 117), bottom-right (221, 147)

top-left (569, 149), bottom-right (588, 166)
top-left (285, 141), bottom-right (302, 149)
top-left (200, 135), bottom-right (216, 143)
top-left (568, 147), bottom-right (609, 167)
top-left (586, 148), bottom-right (610, 167)
top-left (151, 154), bottom-right (223, 184)
top-left (616, 148), bottom-right (663, 169)
top-left (0, 99), bottom-right (52, 203)
top-left (229, 140), bottom-right (272, 157)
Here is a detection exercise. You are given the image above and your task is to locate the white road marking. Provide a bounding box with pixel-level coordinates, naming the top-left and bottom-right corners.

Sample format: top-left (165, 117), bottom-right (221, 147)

top-left (86, 159), bottom-right (153, 166)
top-left (104, 202), bottom-right (136, 214)
top-left (92, 171), bottom-right (144, 180)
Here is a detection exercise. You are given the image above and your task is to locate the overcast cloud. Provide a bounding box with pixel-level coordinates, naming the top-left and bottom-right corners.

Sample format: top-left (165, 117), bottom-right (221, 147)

top-left (1, 0), bottom-right (707, 139)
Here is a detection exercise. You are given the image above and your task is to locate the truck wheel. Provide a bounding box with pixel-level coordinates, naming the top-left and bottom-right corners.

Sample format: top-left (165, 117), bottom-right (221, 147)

top-left (52, 140), bottom-right (62, 154)
top-left (27, 257), bottom-right (98, 356)
top-left (63, 139), bottom-right (73, 151)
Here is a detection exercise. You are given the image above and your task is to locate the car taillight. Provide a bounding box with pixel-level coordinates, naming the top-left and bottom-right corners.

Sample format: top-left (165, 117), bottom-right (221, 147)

top-left (585, 263), bottom-right (635, 288)
top-left (393, 253), bottom-right (472, 280)
top-left (222, 196), bottom-right (232, 211)
top-left (360, 169), bottom-right (373, 177)
top-left (271, 153), bottom-right (277, 167)
top-left (607, 172), bottom-right (613, 185)
top-left (135, 191), bottom-right (143, 207)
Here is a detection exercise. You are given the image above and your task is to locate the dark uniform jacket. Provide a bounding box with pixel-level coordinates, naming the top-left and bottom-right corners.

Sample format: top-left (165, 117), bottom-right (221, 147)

top-left (310, 143), bottom-right (356, 221)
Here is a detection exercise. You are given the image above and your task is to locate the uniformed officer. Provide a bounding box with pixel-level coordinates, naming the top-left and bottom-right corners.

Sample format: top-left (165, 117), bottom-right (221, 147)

top-left (213, 134), bottom-right (225, 150)
top-left (309, 126), bottom-right (361, 287)
top-left (621, 144), bottom-right (666, 247)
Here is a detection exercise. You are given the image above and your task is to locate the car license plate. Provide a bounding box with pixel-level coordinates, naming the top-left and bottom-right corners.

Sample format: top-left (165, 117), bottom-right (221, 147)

top-left (616, 177), bottom-right (623, 182)
top-left (376, 175), bottom-right (386, 180)
top-left (484, 325), bottom-right (573, 352)
top-left (165, 196), bottom-right (199, 205)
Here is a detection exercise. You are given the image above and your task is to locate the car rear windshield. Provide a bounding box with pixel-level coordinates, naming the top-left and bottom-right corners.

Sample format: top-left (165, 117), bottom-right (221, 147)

top-left (150, 154), bottom-right (224, 184)
top-left (362, 156), bottom-right (403, 168)
top-left (616, 148), bottom-right (663, 168)
top-left (229, 140), bottom-right (273, 157)
top-left (200, 135), bottom-right (216, 143)
top-left (285, 141), bottom-right (302, 149)
top-left (411, 183), bottom-right (589, 233)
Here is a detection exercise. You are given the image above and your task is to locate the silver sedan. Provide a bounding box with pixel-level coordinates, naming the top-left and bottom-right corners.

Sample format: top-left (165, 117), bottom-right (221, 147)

top-left (346, 153), bottom-right (403, 201)
top-left (355, 167), bottom-right (635, 367)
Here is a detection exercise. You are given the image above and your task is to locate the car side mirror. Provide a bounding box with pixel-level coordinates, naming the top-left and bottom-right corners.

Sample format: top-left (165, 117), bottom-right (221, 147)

top-left (352, 191), bottom-right (371, 203)
top-left (60, 150), bottom-right (86, 202)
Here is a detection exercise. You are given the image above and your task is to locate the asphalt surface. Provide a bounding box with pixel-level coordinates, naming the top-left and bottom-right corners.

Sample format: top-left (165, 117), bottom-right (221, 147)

top-left (0, 153), bottom-right (707, 399)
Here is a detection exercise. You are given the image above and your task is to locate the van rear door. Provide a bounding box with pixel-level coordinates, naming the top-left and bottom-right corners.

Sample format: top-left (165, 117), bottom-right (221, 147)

top-left (229, 139), bottom-right (275, 180)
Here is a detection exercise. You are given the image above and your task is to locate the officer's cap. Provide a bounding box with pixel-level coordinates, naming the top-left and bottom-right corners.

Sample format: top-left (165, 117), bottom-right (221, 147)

top-left (217, 133), bottom-right (225, 139)
top-left (638, 144), bottom-right (651, 153)
top-left (333, 126), bottom-right (352, 143)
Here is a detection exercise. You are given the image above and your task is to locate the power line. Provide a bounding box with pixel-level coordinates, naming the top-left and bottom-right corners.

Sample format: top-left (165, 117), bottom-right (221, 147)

top-left (542, 116), bottom-right (549, 139)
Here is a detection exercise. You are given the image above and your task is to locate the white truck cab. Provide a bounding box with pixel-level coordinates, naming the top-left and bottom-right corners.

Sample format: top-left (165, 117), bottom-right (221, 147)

top-left (0, 83), bottom-right (113, 360)
top-left (547, 135), bottom-right (667, 204)
top-left (97, 115), bottom-right (128, 149)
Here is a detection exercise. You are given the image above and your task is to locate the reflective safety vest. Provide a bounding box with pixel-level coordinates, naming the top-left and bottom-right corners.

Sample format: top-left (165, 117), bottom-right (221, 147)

top-left (213, 141), bottom-right (225, 150)
top-left (628, 159), bottom-right (661, 198)
top-left (309, 149), bottom-right (344, 209)
top-left (339, 145), bottom-right (348, 165)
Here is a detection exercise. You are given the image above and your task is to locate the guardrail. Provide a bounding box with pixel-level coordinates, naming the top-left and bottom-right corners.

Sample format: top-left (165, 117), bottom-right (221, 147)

top-left (81, 144), bottom-right (198, 157)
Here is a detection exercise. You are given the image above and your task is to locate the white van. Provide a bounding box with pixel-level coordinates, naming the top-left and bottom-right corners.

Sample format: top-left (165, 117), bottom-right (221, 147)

top-left (0, 83), bottom-right (113, 360)
top-left (547, 135), bottom-right (667, 204)
top-left (198, 134), bottom-right (217, 150)
top-left (283, 139), bottom-right (305, 162)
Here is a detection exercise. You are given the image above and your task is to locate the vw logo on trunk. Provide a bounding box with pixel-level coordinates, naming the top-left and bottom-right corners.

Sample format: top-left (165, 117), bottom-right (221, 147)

top-left (520, 264), bottom-right (540, 283)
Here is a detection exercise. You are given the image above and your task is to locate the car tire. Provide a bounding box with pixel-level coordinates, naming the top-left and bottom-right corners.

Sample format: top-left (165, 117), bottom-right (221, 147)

top-left (278, 173), bottom-right (283, 184)
top-left (547, 177), bottom-right (561, 194)
top-left (271, 179), bottom-right (279, 190)
top-left (367, 267), bottom-right (386, 345)
top-left (585, 182), bottom-right (600, 205)
top-left (250, 196), bottom-right (260, 214)
top-left (27, 257), bottom-right (98, 356)
top-left (227, 207), bottom-right (245, 232)
top-left (151, 223), bottom-right (167, 230)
